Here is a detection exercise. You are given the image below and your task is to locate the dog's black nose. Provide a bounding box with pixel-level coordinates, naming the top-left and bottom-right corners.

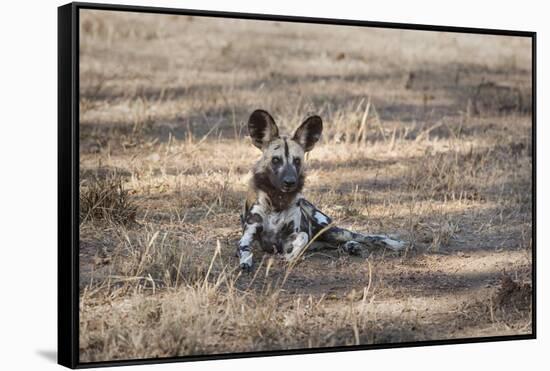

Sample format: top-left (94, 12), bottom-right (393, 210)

top-left (283, 178), bottom-right (296, 188)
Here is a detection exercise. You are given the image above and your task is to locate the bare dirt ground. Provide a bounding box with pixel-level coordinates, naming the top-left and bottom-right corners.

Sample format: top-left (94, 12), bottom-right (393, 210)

top-left (78, 10), bottom-right (533, 362)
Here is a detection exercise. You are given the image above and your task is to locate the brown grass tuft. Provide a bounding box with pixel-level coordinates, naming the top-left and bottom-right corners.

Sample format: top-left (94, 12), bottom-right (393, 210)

top-left (80, 174), bottom-right (137, 226)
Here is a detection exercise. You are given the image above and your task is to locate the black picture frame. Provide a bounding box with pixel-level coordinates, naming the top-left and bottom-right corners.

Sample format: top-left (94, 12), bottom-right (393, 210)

top-left (58, 2), bottom-right (537, 369)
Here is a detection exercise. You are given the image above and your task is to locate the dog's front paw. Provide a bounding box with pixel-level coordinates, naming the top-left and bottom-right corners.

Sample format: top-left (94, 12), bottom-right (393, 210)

top-left (239, 250), bottom-right (253, 272)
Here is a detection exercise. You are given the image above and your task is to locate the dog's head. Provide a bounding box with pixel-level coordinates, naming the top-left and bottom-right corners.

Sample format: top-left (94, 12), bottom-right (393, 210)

top-left (248, 109), bottom-right (323, 194)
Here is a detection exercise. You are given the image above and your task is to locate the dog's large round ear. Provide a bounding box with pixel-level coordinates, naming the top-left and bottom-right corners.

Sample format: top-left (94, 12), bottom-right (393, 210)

top-left (248, 110), bottom-right (280, 149)
top-left (293, 115), bottom-right (323, 152)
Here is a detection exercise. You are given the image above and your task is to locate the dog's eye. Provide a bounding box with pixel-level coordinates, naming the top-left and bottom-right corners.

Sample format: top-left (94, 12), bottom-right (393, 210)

top-left (271, 157), bottom-right (281, 165)
top-left (293, 158), bottom-right (301, 167)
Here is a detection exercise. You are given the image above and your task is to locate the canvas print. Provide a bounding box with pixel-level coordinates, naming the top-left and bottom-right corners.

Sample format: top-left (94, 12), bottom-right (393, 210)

top-left (78, 8), bottom-right (533, 363)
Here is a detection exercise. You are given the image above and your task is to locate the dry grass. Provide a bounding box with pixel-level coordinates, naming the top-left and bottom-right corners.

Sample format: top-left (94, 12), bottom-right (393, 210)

top-left (78, 10), bottom-right (533, 363)
top-left (80, 173), bottom-right (137, 225)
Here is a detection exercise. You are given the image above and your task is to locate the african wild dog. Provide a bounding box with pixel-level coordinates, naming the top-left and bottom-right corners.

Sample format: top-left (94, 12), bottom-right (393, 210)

top-left (238, 109), bottom-right (406, 270)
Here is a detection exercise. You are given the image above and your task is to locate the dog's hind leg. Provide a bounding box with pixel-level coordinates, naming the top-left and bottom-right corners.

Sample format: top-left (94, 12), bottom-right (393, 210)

top-left (319, 226), bottom-right (406, 252)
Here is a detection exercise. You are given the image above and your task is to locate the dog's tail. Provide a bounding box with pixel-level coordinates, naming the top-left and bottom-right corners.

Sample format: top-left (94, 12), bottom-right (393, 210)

top-left (320, 226), bottom-right (406, 251)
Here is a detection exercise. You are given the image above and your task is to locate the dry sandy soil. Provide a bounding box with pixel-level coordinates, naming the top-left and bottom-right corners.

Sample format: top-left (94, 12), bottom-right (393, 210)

top-left (78, 10), bottom-right (533, 363)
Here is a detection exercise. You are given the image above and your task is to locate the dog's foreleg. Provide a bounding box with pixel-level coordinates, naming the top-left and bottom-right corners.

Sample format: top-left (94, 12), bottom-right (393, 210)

top-left (238, 213), bottom-right (263, 271)
top-left (282, 232), bottom-right (309, 262)
top-left (320, 226), bottom-right (406, 252)
top-left (238, 225), bottom-right (257, 271)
